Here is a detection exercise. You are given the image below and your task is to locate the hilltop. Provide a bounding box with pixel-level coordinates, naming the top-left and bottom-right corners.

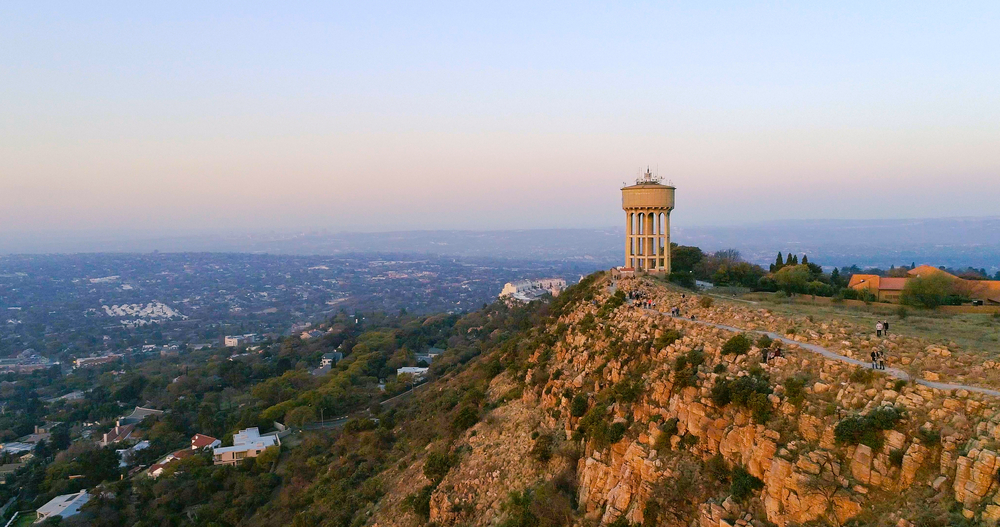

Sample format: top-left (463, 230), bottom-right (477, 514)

top-left (338, 273), bottom-right (1000, 527)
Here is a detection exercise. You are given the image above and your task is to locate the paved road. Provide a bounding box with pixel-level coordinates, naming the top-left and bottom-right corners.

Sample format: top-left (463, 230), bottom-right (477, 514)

top-left (652, 309), bottom-right (1000, 398)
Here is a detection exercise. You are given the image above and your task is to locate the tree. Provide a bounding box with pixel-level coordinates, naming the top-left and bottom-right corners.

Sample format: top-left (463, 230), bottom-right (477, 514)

top-left (772, 252), bottom-right (784, 273)
top-left (830, 268), bottom-right (842, 287)
top-left (900, 274), bottom-right (953, 308)
top-left (801, 255), bottom-right (809, 265)
top-left (670, 245), bottom-right (704, 274)
top-left (773, 265), bottom-right (811, 294)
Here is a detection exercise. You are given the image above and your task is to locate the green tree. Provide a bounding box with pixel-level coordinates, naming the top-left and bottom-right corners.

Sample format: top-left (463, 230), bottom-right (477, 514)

top-left (900, 274), bottom-right (953, 308)
top-left (670, 245), bottom-right (704, 274)
top-left (773, 265), bottom-right (811, 294)
top-left (772, 252), bottom-right (784, 273)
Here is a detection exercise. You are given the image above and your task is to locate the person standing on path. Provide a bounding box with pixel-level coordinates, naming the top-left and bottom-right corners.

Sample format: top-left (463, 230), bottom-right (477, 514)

top-left (871, 350), bottom-right (878, 369)
top-left (883, 320), bottom-right (890, 335)
top-left (876, 321), bottom-right (883, 338)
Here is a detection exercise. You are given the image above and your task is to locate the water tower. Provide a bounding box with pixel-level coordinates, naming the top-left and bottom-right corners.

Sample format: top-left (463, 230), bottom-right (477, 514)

top-left (622, 168), bottom-right (675, 273)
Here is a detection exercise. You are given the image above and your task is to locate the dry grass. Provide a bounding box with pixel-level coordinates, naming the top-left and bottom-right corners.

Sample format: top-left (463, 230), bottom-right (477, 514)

top-left (744, 292), bottom-right (1000, 357)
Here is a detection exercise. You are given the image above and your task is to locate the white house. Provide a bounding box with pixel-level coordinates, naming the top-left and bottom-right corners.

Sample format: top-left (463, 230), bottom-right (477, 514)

top-left (396, 367), bottom-right (429, 380)
top-left (36, 490), bottom-right (90, 522)
top-left (212, 428), bottom-right (280, 466)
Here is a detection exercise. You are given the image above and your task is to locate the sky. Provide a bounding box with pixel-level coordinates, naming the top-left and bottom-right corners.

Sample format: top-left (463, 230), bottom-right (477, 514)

top-left (2, 2), bottom-right (1000, 237)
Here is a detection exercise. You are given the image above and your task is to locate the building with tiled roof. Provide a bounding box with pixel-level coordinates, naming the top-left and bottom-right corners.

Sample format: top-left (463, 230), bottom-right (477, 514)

top-left (849, 266), bottom-right (1000, 305)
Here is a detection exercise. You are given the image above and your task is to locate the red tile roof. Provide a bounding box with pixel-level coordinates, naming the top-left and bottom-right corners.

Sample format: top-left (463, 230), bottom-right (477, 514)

top-left (190, 434), bottom-right (219, 449)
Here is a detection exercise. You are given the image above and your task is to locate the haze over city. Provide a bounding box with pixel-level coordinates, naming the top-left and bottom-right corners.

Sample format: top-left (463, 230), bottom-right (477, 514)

top-left (3, 2), bottom-right (1000, 244)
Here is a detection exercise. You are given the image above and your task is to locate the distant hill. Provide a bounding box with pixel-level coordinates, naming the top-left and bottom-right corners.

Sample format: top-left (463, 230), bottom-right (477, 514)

top-left (3, 217), bottom-right (998, 270)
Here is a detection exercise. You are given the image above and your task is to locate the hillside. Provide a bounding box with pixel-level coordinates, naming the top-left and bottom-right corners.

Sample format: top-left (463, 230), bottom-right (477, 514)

top-left (336, 273), bottom-right (1000, 527)
top-left (64, 272), bottom-right (1000, 527)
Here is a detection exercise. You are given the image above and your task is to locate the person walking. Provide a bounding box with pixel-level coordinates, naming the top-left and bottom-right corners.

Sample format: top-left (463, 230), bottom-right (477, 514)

top-left (879, 350), bottom-right (887, 370)
top-left (883, 320), bottom-right (890, 335)
top-left (876, 321), bottom-right (883, 338)
top-left (871, 350), bottom-right (878, 370)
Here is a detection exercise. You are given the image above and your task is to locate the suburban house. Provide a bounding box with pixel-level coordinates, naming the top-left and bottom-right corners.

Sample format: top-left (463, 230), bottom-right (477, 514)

top-left (98, 423), bottom-right (135, 447)
top-left (415, 348), bottom-right (443, 364)
top-left (849, 265), bottom-right (1000, 305)
top-left (320, 352), bottom-right (343, 368)
top-left (148, 434), bottom-right (220, 478)
top-left (301, 329), bottom-right (325, 340)
top-left (212, 428), bottom-right (279, 466)
top-left (36, 490), bottom-right (90, 522)
top-left (191, 433), bottom-right (221, 449)
top-left (397, 366), bottom-right (429, 380)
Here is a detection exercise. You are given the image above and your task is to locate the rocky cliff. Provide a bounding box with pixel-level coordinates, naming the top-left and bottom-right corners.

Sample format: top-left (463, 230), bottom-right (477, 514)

top-left (374, 274), bottom-right (1000, 527)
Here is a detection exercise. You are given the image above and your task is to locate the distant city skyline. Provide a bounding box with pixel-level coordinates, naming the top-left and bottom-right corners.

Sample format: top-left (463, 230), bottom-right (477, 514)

top-left (3, 3), bottom-right (999, 235)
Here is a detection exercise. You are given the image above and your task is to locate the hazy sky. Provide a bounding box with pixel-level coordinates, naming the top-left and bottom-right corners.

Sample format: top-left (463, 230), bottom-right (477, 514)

top-left (3, 2), bottom-right (999, 235)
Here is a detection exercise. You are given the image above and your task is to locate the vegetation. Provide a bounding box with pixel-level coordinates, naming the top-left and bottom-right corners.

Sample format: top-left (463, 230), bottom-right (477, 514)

top-left (721, 334), bottom-right (752, 356)
top-left (730, 466), bottom-right (765, 502)
top-left (834, 406), bottom-right (905, 449)
top-left (711, 368), bottom-right (773, 423)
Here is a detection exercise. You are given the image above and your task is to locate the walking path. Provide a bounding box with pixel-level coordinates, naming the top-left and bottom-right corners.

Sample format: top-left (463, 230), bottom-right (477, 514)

top-left (649, 308), bottom-right (1000, 398)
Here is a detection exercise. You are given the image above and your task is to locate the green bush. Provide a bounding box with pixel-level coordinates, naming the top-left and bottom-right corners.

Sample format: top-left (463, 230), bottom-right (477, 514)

top-left (784, 374), bottom-right (809, 406)
top-left (451, 405), bottom-right (480, 432)
top-left (404, 484), bottom-right (435, 518)
top-left (655, 329), bottom-right (681, 349)
top-left (721, 334), bottom-right (752, 356)
top-left (653, 417), bottom-right (679, 451)
top-left (530, 434), bottom-right (554, 463)
top-left (672, 348), bottom-right (705, 389)
top-left (900, 274), bottom-right (954, 309)
top-left (892, 379), bottom-right (907, 392)
top-left (698, 296), bottom-right (714, 308)
top-left (889, 448), bottom-right (904, 468)
top-left (607, 422), bottom-right (628, 444)
top-left (570, 394), bottom-right (589, 418)
top-left (424, 451), bottom-right (456, 484)
top-left (834, 406), bottom-right (904, 449)
top-left (756, 334), bottom-right (773, 349)
top-left (730, 466), bottom-right (764, 502)
top-left (711, 369), bottom-right (773, 423)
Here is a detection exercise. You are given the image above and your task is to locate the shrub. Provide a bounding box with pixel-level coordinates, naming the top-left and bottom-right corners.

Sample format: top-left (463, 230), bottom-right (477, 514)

top-left (918, 427), bottom-right (941, 446)
top-left (672, 348), bottom-right (705, 389)
top-left (570, 394), bottom-right (589, 418)
top-left (598, 290), bottom-right (627, 318)
top-left (706, 454), bottom-right (730, 482)
top-left (530, 434), bottom-right (554, 463)
top-left (896, 306), bottom-right (909, 320)
top-left (655, 329), bottom-right (681, 349)
top-left (721, 334), bottom-right (752, 356)
top-left (892, 379), bottom-right (907, 392)
top-left (711, 370), bottom-right (773, 423)
top-left (424, 451), bottom-right (456, 484)
top-left (451, 405), bottom-right (480, 432)
top-left (653, 417), bottom-right (680, 451)
top-left (730, 466), bottom-right (764, 502)
top-left (699, 296), bottom-right (714, 308)
top-left (834, 406), bottom-right (904, 449)
top-left (889, 448), bottom-right (904, 468)
top-left (607, 422), bottom-right (628, 444)
top-left (612, 377), bottom-right (645, 404)
top-left (784, 374), bottom-right (809, 406)
top-left (713, 364), bottom-right (726, 374)
top-left (849, 368), bottom-right (875, 384)
top-left (756, 334), bottom-right (773, 349)
top-left (404, 485), bottom-right (435, 518)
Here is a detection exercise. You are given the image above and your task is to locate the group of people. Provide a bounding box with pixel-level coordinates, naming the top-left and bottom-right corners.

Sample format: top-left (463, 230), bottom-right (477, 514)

top-left (875, 320), bottom-right (891, 337)
top-left (761, 346), bottom-right (783, 363)
top-left (870, 349), bottom-right (888, 370)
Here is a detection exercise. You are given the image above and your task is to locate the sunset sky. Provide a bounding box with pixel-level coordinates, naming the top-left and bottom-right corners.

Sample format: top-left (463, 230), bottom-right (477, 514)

top-left (2, 2), bottom-right (999, 235)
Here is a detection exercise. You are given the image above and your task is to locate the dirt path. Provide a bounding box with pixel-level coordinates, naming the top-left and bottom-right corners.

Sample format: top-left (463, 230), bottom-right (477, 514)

top-left (656, 310), bottom-right (1000, 398)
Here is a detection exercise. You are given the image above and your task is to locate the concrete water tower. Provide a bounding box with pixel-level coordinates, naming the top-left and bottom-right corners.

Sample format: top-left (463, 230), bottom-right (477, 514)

top-left (622, 168), bottom-right (675, 273)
